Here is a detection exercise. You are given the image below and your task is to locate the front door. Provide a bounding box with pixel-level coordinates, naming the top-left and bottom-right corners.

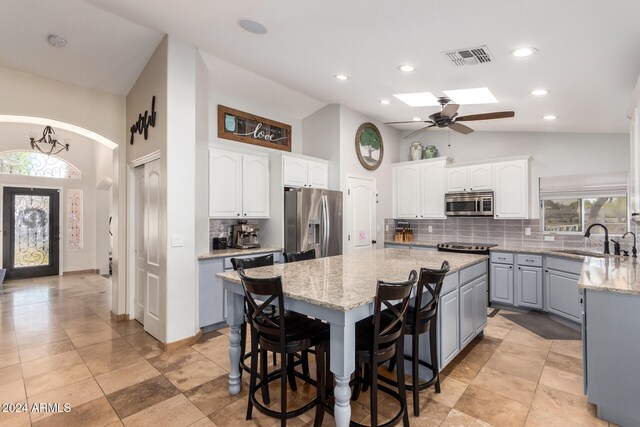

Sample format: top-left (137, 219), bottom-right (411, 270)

top-left (2, 187), bottom-right (60, 280)
top-left (345, 176), bottom-right (377, 254)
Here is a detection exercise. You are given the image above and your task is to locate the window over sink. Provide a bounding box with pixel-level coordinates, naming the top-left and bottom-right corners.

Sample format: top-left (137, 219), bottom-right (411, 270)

top-left (539, 172), bottom-right (628, 234)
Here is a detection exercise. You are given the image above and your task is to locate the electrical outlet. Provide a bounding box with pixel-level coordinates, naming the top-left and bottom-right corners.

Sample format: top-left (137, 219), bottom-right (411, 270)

top-left (525, 227), bottom-right (531, 236)
top-left (428, 226), bottom-right (433, 233)
top-left (544, 235), bottom-right (555, 241)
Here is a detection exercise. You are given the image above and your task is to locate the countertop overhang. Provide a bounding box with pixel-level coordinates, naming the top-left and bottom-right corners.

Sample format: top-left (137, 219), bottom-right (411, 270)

top-left (198, 246), bottom-right (283, 260)
top-left (216, 248), bottom-right (488, 312)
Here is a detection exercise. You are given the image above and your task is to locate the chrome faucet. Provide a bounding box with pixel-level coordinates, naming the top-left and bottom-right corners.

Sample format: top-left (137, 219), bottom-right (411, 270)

top-left (622, 231), bottom-right (637, 258)
top-left (584, 223), bottom-right (610, 255)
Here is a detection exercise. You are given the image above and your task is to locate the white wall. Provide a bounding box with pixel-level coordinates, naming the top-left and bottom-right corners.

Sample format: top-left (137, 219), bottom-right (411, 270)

top-left (399, 131), bottom-right (629, 218)
top-left (339, 106), bottom-right (402, 247)
top-left (302, 104), bottom-right (341, 190)
top-left (95, 143), bottom-right (114, 275)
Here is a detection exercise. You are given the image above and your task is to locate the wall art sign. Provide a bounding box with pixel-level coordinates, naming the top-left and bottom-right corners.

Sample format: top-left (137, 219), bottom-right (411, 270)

top-left (130, 96), bottom-right (157, 145)
top-left (218, 105), bottom-right (291, 152)
top-left (355, 122), bottom-right (384, 171)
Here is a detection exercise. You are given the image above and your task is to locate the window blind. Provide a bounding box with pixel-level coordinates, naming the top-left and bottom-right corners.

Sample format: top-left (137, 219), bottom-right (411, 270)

top-left (539, 172), bottom-right (628, 199)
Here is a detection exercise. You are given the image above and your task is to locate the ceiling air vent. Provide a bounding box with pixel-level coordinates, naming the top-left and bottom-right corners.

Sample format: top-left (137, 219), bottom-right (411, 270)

top-left (442, 45), bottom-right (494, 67)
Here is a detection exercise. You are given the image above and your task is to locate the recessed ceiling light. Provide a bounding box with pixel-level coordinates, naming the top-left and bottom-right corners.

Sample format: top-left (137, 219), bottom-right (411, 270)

top-left (379, 99), bottom-right (391, 105)
top-left (511, 47), bottom-right (538, 57)
top-left (531, 89), bottom-right (549, 96)
top-left (47, 34), bottom-right (67, 48)
top-left (443, 87), bottom-right (498, 105)
top-left (398, 64), bottom-right (415, 72)
top-left (334, 74), bottom-right (349, 81)
top-left (238, 19), bottom-right (268, 34)
top-left (393, 92), bottom-right (439, 107)
top-left (412, 117), bottom-right (422, 121)
top-left (542, 114), bottom-right (557, 120)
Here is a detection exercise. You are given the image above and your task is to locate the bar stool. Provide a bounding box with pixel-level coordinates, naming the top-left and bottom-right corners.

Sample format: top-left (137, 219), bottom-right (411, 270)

top-left (385, 261), bottom-right (450, 416)
top-left (351, 270), bottom-right (417, 427)
top-left (283, 249), bottom-right (316, 263)
top-left (238, 269), bottom-right (330, 427)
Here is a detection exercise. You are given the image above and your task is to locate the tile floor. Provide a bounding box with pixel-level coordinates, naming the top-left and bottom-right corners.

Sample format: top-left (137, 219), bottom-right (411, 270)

top-left (0, 274), bottom-right (615, 427)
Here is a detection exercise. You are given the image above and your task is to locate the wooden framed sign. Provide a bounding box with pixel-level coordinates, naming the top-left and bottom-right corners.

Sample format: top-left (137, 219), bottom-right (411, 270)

top-left (217, 105), bottom-right (292, 152)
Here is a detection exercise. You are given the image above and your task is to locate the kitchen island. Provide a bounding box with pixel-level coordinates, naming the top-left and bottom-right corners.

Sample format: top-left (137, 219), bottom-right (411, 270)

top-left (217, 247), bottom-right (488, 427)
top-left (579, 256), bottom-right (640, 427)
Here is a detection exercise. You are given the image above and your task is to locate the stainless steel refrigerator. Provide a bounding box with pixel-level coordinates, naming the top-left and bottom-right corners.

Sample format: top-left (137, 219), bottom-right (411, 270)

top-left (284, 187), bottom-right (343, 258)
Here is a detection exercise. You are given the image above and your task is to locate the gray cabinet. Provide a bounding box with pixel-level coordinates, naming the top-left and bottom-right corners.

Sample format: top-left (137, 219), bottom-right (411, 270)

top-left (545, 269), bottom-right (581, 323)
top-left (439, 289), bottom-right (460, 367)
top-left (474, 276), bottom-right (488, 333)
top-left (460, 275), bottom-right (488, 347)
top-left (516, 265), bottom-right (543, 309)
top-left (491, 262), bottom-right (513, 304)
top-left (459, 280), bottom-right (475, 347)
top-left (515, 254), bottom-right (543, 309)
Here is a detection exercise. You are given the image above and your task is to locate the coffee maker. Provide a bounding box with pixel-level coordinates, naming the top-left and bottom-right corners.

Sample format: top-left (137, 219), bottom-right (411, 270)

top-left (231, 221), bottom-right (261, 249)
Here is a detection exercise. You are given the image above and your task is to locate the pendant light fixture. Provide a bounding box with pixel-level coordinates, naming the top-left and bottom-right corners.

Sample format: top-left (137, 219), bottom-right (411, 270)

top-left (29, 126), bottom-right (69, 155)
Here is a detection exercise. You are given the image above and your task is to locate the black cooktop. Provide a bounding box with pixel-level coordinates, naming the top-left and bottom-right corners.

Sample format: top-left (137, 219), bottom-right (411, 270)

top-left (437, 242), bottom-right (498, 252)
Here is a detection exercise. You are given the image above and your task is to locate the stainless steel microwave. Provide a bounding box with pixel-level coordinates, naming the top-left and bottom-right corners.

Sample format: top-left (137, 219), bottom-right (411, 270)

top-left (445, 192), bottom-right (494, 217)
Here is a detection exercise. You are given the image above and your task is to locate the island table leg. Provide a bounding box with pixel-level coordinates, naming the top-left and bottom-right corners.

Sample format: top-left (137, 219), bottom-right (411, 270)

top-left (226, 287), bottom-right (244, 395)
top-left (330, 322), bottom-right (355, 427)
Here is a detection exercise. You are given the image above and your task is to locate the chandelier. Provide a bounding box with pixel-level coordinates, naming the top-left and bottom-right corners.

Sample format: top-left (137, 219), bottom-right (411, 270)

top-left (29, 126), bottom-right (69, 155)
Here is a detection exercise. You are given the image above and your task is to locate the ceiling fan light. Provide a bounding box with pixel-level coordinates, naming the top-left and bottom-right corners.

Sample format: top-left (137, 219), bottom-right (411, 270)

top-left (412, 117), bottom-right (422, 121)
top-left (531, 89), bottom-right (549, 96)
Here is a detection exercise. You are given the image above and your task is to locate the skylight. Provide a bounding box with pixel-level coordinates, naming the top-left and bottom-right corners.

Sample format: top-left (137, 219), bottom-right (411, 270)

top-left (392, 92), bottom-right (439, 107)
top-left (442, 87), bottom-right (498, 105)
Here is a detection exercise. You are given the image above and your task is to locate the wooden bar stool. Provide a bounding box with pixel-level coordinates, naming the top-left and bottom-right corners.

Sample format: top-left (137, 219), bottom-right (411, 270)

top-left (385, 261), bottom-right (450, 416)
top-left (351, 270), bottom-right (417, 427)
top-left (238, 269), bottom-right (330, 427)
top-left (283, 249), bottom-right (316, 262)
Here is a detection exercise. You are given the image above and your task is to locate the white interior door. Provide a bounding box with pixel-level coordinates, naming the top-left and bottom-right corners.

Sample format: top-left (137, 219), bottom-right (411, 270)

top-left (345, 176), bottom-right (376, 254)
top-left (134, 165), bottom-right (146, 322)
top-left (133, 159), bottom-right (163, 339)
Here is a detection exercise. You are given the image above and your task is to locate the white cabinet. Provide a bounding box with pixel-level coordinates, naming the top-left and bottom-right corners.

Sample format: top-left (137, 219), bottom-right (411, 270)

top-left (394, 164), bottom-right (420, 218)
top-left (283, 155), bottom-right (328, 189)
top-left (494, 159), bottom-right (529, 219)
top-left (307, 160), bottom-right (329, 189)
top-left (446, 164), bottom-right (493, 192)
top-left (209, 148), bottom-right (269, 218)
top-left (242, 155), bottom-right (270, 218)
top-left (393, 158), bottom-right (450, 219)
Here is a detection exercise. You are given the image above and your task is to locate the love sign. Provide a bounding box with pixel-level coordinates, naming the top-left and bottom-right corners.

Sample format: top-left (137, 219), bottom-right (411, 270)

top-left (217, 105), bottom-right (291, 152)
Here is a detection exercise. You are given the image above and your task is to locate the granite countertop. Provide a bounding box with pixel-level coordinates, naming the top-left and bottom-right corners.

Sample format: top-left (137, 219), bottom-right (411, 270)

top-left (216, 248), bottom-right (488, 312)
top-left (492, 245), bottom-right (621, 261)
top-left (579, 256), bottom-right (640, 296)
top-left (198, 247), bottom-right (283, 260)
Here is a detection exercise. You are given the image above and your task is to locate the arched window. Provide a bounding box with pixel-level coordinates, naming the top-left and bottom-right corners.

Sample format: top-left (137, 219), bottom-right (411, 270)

top-left (0, 150), bottom-right (81, 179)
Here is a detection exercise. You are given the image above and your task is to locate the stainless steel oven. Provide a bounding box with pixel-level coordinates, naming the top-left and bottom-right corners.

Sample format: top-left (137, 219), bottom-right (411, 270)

top-left (445, 191), bottom-right (494, 217)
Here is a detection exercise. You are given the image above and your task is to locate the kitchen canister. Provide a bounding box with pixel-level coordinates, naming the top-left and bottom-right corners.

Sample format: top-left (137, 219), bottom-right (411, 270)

top-left (423, 145), bottom-right (438, 159)
top-left (410, 141), bottom-right (423, 161)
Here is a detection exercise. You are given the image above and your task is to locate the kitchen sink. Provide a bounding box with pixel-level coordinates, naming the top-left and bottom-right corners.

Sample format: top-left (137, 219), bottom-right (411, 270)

top-left (558, 249), bottom-right (608, 258)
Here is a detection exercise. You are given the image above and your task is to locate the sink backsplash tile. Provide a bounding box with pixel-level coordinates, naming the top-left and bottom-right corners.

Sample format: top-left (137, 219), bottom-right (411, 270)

top-left (385, 218), bottom-right (636, 254)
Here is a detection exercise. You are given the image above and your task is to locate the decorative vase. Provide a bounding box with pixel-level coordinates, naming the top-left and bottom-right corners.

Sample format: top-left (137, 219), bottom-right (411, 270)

top-left (410, 142), bottom-right (423, 161)
top-left (423, 145), bottom-right (438, 159)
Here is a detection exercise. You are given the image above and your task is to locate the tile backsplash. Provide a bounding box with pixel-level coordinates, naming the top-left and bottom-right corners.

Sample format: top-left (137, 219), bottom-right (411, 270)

top-left (209, 219), bottom-right (268, 243)
top-left (385, 218), bottom-right (637, 253)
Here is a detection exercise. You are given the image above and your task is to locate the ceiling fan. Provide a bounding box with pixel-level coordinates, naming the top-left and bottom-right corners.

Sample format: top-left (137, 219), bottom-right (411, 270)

top-left (385, 97), bottom-right (515, 138)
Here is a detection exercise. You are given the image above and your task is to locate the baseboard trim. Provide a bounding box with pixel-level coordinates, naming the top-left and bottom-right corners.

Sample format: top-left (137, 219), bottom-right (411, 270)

top-left (159, 330), bottom-right (204, 352)
top-left (63, 269), bottom-right (100, 276)
top-left (110, 311), bottom-right (130, 322)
